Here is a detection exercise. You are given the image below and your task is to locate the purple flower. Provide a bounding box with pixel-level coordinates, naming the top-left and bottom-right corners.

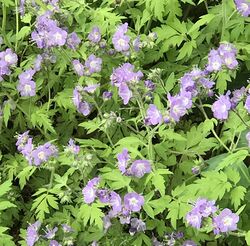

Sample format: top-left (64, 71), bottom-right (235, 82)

top-left (67, 32), bottom-right (81, 49)
top-left (19, 69), bottom-right (36, 83)
top-left (144, 80), bottom-right (155, 91)
top-left (49, 240), bottom-right (61, 246)
top-left (129, 218), bottom-right (146, 235)
top-left (110, 193), bottom-right (122, 214)
top-left (31, 142), bottom-right (58, 166)
top-left (102, 91), bottom-right (113, 100)
top-left (17, 80), bottom-right (36, 97)
top-left (26, 221), bottom-right (41, 246)
top-left (194, 198), bottom-right (217, 217)
top-left (34, 55), bottom-right (43, 71)
top-left (103, 215), bottom-right (112, 231)
top-left (2, 49), bottom-right (18, 66)
top-left (245, 95), bottom-right (250, 113)
top-left (72, 60), bottom-right (84, 76)
top-left (21, 138), bottom-right (34, 164)
top-left (231, 87), bottom-right (245, 108)
top-left (66, 139), bottom-right (80, 154)
top-left (212, 94), bottom-right (231, 120)
top-left (124, 192), bottom-right (144, 212)
top-left (82, 177), bottom-right (100, 204)
top-left (191, 166), bottom-right (200, 175)
top-left (182, 240), bottom-right (197, 246)
top-left (16, 131), bottom-right (30, 151)
top-left (199, 78), bottom-right (215, 89)
top-left (61, 224), bottom-right (74, 233)
top-left (96, 189), bottom-right (110, 203)
top-left (88, 27), bottom-right (101, 43)
top-left (133, 36), bottom-right (141, 52)
top-left (180, 74), bottom-right (197, 95)
top-left (223, 53), bottom-right (238, 69)
top-left (50, 28), bottom-right (67, 46)
top-left (117, 148), bottom-right (130, 174)
top-left (206, 49), bottom-right (223, 72)
top-left (78, 101), bottom-right (92, 116)
top-left (44, 227), bottom-right (58, 239)
top-left (213, 208), bottom-right (239, 234)
top-left (83, 84), bottom-right (100, 93)
top-left (186, 211), bottom-right (202, 229)
top-left (145, 104), bottom-right (162, 126)
top-left (246, 132), bottom-right (250, 147)
top-left (85, 54), bottom-right (102, 74)
top-left (234, 0), bottom-right (250, 16)
top-left (130, 160), bottom-right (151, 178)
top-left (112, 23), bottom-right (130, 52)
top-left (118, 83), bottom-right (132, 105)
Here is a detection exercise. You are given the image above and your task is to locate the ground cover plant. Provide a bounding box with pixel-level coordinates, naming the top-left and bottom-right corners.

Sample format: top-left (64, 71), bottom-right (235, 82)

top-left (0, 0), bottom-right (250, 245)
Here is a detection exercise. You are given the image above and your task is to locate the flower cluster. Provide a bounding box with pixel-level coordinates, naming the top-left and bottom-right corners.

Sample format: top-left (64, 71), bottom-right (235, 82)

top-left (26, 221), bottom-right (73, 246)
top-left (65, 139), bottom-right (80, 155)
top-left (88, 26), bottom-right (101, 44)
top-left (31, 11), bottom-right (68, 49)
top-left (82, 177), bottom-right (145, 230)
top-left (16, 131), bottom-right (58, 166)
top-left (117, 148), bottom-right (151, 178)
top-left (110, 63), bottom-right (143, 104)
top-left (0, 48), bottom-right (18, 81)
top-left (234, 0), bottom-right (250, 16)
top-left (186, 198), bottom-right (239, 234)
top-left (72, 54), bottom-right (102, 76)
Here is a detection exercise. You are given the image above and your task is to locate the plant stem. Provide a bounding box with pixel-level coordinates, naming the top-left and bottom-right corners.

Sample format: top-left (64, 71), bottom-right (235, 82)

top-left (2, 4), bottom-right (6, 35)
top-left (232, 109), bottom-right (250, 129)
top-left (48, 167), bottom-right (55, 189)
top-left (15, 0), bottom-right (19, 51)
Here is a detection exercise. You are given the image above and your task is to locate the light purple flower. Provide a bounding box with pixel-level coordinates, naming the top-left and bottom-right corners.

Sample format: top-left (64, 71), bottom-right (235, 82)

top-left (133, 36), bottom-right (141, 52)
top-left (130, 160), bottom-right (151, 178)
top-left (83, 84), bottom-right (100, 93)
top-left (118, 83), bottom-right (132, 105)
top-left (206, 49), bottom-right (223, 72)
top-left (245, 95), bottom-right (250, 113)
top-left (129, 218), bottom-right (146, 235)
top-left (186, 211), bottom-right (202, 229)
top-left (234, 0), bottom-right (250, 16)
top-left (61, 224), bottom-right (74, 233)
top-left (212, 94), bottom-right (231, 120)
top-left (182, 240), bottom-right (197, 246)
top-left (44, 227), bottom-right (58, 239)
top-left (103, 215), bottom-right (112, 231)
top-left (82, 177), bottom-right (100, 204)
top-left (49, 240), bottom-right (61, 246)
top-left (34, 55), bottom-right (43, 71)
top-left (2, 49), bottom-right (18, 65)
top-left (145, 104), bottom-right (162, 126)
top-left (67, 32), bottom-right (81, 49)
top-left (109, 191), bottom-right (122, 213)
top-left (88, 27), bottom-right (101, 43)
top-left (124, 192), bottom-right (144, 212)
top-left (213, 208), bottom-right (239, 234)
top-left (72, 60), bottom-right (84, 76)
top-left (194, 198), bottom-right (217, 217)
top-left (17, 80), bottom-right (36, 97)
top-left (16, 131), bottom-right (30, 151)
top-left (231, 87), bottom-right (245, 108)
top-left (26, 221), bottom-right (41, 246)
top-left (85, 54), bottom-right (102, 74)
top-left (112, 23), bottom-right (130, 52)
top-left (96, 189), bottom-right (110, 203)
top-left (66, 139), bottom-right (80, 154)
top-left (117, 148), bottom-right (130, 174)
top-left (144, 80), bottom-right (155, 91)
top-left (102, 91), bottom-right (113, 100)
top-left (78, 101), bottom-right (92, 116)
top-left (19, 69), bottom-right (36, 83)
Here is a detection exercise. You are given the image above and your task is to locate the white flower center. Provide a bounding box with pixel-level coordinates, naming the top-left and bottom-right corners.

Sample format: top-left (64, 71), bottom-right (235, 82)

top-left (241, 3), bottom-right (249, 12)
top-left (129, 197), bottom-right (138, 206)
top-left (4, 54), bottom-right (13, 63)
top-left (212, 61), bottom-right (221, 70)
top-left (90, 61), bottom-right (97, 69)
top-left (223, 216), bottom-right (233, 226)
top-left (38, 151), bottom-right (46, 160)
top-left (24, 84), bottom-right (32, 93)
top-left (118, 38), bottom-right (126, 46)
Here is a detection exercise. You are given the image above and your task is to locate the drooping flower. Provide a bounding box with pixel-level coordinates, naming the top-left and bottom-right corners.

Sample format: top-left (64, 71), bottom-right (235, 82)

top-left (34, 54), bottom-right (43, 71)
top-left (145, 104), bottom-right (162, 126)
top-left (133, 36), bottom-right (141, 52)
top-left (103, 215), bottom-right (112, 231)
top-left (109, 191), bottom-right (122, 213)
top-left (26, 221), bottom-right (41, 246)
top-left (118, 83), bottom-right (132, 105)
top-left (83, 84), bottom-right (100, 93)
top-left (61, 224), bottom-right (74, 233)
top-left (212, 94), bottom-right (232, 120)
top-left (144, 80), bottom-right (155, 91)
top-left (88, 26), bottom-right (101, 43)
top-left (130, 160), bottom-right (151, 178)
top-left (117, 148), bottom-right (130, 174)
top-left (213, 208), bottom-right (239, 234)
top-left (124, 192), bottom-right (144, 212)
top-left (49, 240), bottom-right (61, 246)
top-left (16, 131), bottom-right (30, 151)
top-left (96, 189), bottom-right (110, 203)
top-left (102, 91), bottom-right (113, 100)
top-left (112, 23), bottom-right (130, 52)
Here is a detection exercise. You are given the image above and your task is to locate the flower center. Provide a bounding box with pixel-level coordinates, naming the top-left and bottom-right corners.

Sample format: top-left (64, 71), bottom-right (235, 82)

top-left (38, 151), bottom-right (46, 160)
top-left (222, 216), bottom-right (233, 226)
top-left (24, 84), bottom-right (32, 93)
top-left (129, 197), bottom-right (138, 206)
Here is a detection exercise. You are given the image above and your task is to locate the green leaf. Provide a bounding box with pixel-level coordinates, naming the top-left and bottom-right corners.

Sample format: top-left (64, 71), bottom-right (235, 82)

top-left (17, 26), bottom-right (31, 40)
top-left (3, 101), bottom-right (11, 127)
top-left (0, 180), bottom-right (12, 197)
top-left (0, 201), bottom-right (16, 210)
top-left (245, 231), bottom-right (250, 245)
top-left (17, 166), bottom-right (36, 189)
top-left (188, 14), bottom-right (215, 34)
top-left (152, 173), bottom-right (165, 196)
top-left (230, 186), bottom-right (246, 210)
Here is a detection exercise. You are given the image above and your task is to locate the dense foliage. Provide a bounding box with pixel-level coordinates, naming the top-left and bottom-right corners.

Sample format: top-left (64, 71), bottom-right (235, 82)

top-left (0, 0), bottom-right (250, 245)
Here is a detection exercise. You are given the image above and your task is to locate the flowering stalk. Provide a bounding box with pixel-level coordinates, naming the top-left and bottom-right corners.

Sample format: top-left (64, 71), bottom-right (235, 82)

top-left (15, 0), bottom-right (19, 51)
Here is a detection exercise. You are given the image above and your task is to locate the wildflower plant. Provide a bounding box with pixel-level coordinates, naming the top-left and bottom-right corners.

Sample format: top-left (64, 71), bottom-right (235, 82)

top-left (0, 0), bottom-right (250, 245)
